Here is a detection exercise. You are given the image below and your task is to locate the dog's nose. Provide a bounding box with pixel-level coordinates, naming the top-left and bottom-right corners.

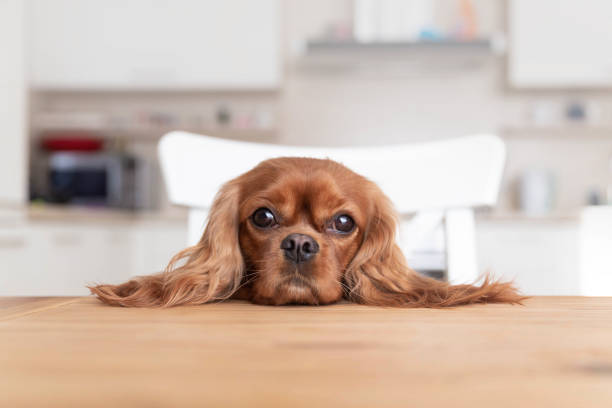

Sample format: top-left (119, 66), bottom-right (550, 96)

top-left (280, 233), bottom-right (319, 264)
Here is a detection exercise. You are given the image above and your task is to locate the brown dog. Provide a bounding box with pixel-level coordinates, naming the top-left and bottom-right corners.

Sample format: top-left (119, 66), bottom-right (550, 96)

top-left (90, 157), bottom-right (523, 307)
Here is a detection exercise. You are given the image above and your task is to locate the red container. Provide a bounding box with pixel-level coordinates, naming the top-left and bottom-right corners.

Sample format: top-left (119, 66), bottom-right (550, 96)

top-left (41, 132), bottom-right (104, 152)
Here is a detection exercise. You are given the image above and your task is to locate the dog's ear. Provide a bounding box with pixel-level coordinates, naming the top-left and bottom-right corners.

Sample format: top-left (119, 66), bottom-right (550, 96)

top-left (344, 185), bottom-right (524, 307)
top-left (90, 180), bottom-right (245, 307)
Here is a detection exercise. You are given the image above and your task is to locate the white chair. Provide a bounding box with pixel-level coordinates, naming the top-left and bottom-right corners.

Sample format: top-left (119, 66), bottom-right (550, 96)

top-left (158, 131), bottom-right (505, 284)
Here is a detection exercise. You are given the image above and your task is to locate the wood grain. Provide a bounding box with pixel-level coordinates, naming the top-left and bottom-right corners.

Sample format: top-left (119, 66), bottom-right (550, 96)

top-left (1, 296), bottom-right (611, 407)
top-left (0, 297), bottom-right (79, 320)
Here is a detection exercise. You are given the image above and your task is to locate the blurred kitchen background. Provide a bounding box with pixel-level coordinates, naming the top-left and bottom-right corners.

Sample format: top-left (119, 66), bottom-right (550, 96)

top-left (1, 0), bottom-right (612, 296)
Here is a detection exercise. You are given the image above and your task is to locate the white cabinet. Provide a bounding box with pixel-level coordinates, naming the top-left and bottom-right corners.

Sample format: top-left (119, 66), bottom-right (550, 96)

top-left (129, 222), bottom-right (187, 277)
top-left (29, 224), bottom-right (134, 295)
top-left (579, 207), bottom-right (612, 296)
top-left (0, 0), bottom-right (27, 205)
top-left (0, 220), bottom-right (187, 296)
top-left (509, 0), bottom-right (612, 88)
top-left (476, 219), bottom-right (580, 295)
top-left (0, 223), bottom-right (131, 296)
top-left (0, 226), bottom-right (32, 293)
top-left (27, 0), bottom-right (280, 90)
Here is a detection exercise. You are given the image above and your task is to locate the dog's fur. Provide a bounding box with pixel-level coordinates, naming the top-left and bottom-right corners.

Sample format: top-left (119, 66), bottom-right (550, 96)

top-left (90, 158), bottom-right (524, 307)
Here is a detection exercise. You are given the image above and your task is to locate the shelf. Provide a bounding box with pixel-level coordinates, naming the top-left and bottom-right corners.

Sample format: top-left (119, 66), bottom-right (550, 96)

top-left (299, 38), bottom-right (499, 74)
top-left (306, 39), bottom-right (494, 54)
top-left (31, 126), bottom-right (279, 143)
top-left (500, 126), bottom-right (612, 139)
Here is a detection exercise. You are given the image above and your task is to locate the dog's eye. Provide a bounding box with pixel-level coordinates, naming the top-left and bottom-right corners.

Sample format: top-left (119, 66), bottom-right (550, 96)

top-left (331, 214), bottom-right (355, 234)
top-left (251, 207), bottom-right (277, 228)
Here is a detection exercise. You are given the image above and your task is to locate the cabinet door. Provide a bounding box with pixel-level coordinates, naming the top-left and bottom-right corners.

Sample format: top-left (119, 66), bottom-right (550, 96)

top-left (0, 221), bottom-right (187, 296)
top-left (580, 207), bottom-right (612, 296)
top-left (0, 223), bottom-right (134, 296)
top-left (129, 222), bottom-right (187, 277)
top-left (31, 224), bottom-right (134, 296)
top-left (476, 221), bottom-right (580, 295)
top-left (0, 0), bottom-right (27, 205)
top-left (509, 0), bottom-right (612, 88)
top-left (0, 227), bottom-right (32, 296)
top-left (28, 0), bottom-right (280, 89)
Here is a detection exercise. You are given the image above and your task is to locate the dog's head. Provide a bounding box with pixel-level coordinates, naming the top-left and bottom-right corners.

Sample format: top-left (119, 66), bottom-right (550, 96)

top-left (233, 157), bottom-right (390, 305)
top-left (91, 157), bottom-right (523, 308)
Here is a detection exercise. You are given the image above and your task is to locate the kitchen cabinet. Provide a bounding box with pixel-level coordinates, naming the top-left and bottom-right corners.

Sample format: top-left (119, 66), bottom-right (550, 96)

top-left (0, 226), bottom-right (32, 292)
top-left (509, 0), bottom-right (612, 88)
top-left (129, 222), bottom-right (188, 277)
top-left (579, 206), bottom-right (612, 296)
top-left (0, 220), bottom-right (187, 296)
top-left (476, 218), bottom-right (580, 295)
top-left (0, 0), bottom-right (27, 205)
top-left (27, 0), bottom-right (280, 90)
top-left (0, 223), bottom-right (129, 296)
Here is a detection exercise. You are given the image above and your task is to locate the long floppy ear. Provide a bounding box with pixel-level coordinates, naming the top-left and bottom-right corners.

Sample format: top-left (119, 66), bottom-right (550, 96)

top-left (344, 187), bottom-right (525, 307)
top-left (89, 181), bottom-right (245, 307)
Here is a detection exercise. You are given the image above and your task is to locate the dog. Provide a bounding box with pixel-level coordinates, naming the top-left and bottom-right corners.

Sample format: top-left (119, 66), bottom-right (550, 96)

top-left (90, 157), bottom-right (523, 307)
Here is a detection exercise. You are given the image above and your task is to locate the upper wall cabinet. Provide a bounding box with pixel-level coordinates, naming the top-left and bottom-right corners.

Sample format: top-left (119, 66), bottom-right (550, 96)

top-left (0, 0), bottom-right (27, 206)
top-left (27, 0), bottom-right (280, 90)
top-left (509, 0), bottom-right (612, 88)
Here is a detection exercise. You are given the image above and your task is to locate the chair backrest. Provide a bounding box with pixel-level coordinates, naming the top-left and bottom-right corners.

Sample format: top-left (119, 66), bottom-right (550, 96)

top-left (158, 131), bottom-right (506, 214)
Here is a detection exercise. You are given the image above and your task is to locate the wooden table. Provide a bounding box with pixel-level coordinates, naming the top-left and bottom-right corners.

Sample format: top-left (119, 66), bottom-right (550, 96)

top-left (1, 297), bottom-right (611, 407)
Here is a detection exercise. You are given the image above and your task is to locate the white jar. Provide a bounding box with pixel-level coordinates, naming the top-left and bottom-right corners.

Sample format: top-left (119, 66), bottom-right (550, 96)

top-left (519, 169), bottom-right (556, 215)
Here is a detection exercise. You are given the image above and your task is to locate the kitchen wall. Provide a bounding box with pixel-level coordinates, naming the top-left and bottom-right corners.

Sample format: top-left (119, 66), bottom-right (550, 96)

top-left (30, 0), bottom-right (612, 214)
top-left (280, 0), bottom-right (503, 145)
top-left (30, 91), bottom-right (279, 213)
top-left (12, 0), bottom-right (612, 296)
top-left (278, 0), bottom-right (612, 212)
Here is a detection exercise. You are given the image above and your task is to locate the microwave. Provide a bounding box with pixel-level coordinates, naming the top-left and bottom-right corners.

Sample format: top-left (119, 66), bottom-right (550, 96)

top-left (47, 152), bottom-right (155, 209)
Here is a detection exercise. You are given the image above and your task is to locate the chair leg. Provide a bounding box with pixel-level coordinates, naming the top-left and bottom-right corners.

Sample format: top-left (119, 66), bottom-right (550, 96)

top-left (445, 208), bottom-right (479, 284)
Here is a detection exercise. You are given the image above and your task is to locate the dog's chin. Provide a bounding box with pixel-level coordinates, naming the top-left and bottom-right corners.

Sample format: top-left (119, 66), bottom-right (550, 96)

top-left (275, 274), bottom-right (345, 306)
top-left (249, 263), bottom-right (344, 306)
top-left (277, 275), bottom-right (318, 305)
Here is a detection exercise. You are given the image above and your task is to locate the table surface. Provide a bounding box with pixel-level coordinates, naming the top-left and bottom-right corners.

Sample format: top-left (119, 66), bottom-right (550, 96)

top-left (1, 296), bottom-right (611, 407)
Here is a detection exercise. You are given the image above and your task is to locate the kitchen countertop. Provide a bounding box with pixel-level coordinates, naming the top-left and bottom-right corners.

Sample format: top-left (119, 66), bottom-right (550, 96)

top-left (476, 210), bottom-right (581, 222)
top-left (27, 204), bottom-right (189, 224)
top-left (0, 204), bottom-right (188, 226)
top-left (1, 296), bottom-right (611, 407)
top-left (2, 204), bottom-right (597, 226)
